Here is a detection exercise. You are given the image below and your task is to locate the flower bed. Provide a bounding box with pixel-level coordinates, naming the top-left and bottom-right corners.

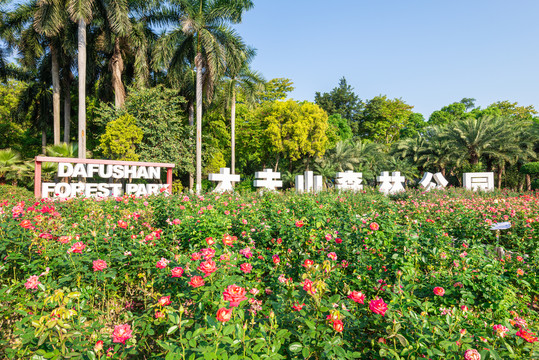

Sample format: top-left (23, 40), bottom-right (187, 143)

top-left (0, 189), bottom-right (538, 359)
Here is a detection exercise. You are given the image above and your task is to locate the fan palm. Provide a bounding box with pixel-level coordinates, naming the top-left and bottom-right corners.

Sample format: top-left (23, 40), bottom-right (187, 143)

top-left (0, 148), bottom-right (26, 185)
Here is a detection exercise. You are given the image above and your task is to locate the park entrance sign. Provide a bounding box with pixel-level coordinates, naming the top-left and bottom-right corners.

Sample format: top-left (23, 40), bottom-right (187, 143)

top-left (34, 156), bottom-right (174, 199)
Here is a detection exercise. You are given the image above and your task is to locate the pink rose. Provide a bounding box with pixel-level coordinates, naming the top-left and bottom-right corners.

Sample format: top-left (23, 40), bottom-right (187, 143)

top-left (111, 324), bottom-right (132, 344)
top-left (369, 298), bottom-right (388, 316)
top-left (240, 263), bottom-right (253, 274)
top-left (464, 349), bottom-right (481, 360)
top-left (156, 258), bottom-right (170, 269)
top-left (93, 259), bottom-right (108, 272)
top-left (171, 267), bottom-right (184, 277)
top-left (197, 260), bottom-right (217, 277)
top-left (25, 275), bottom-right (41, 290)
top-left (69, 241), bottom-right (86, 254)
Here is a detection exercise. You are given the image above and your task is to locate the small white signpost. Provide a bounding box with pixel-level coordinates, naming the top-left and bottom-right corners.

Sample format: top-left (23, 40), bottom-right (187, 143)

top-left (419, 172), bottom-right (449, 191)
top-left (377, 171), bottom-right (405, 195)
top-left (253, 169), bottom-right (282, 191)
top-left (463, 172), bottom-right (494, 191)
top-left (335, 170), bottom-right (363, 191)
top-left (208, 168), bottom-right (240, 193)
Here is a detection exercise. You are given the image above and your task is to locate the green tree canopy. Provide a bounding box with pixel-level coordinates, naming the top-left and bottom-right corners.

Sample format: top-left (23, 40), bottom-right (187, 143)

top-left (256, 100), bottom-right (329, 168)
top-left (94, 86), bottom-right (194, 175)
top-left (257, 78), bottom-right (294, 102)
top-left (314, 77), bottom-right (363, 135)
top-left (99, 114), bottom-right (143, 161)
top-left (361, 95), bottom-right (414, 144)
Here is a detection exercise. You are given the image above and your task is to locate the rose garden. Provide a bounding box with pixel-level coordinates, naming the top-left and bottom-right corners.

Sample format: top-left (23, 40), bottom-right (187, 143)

top-left (0, 186), bottom-right (537, 359)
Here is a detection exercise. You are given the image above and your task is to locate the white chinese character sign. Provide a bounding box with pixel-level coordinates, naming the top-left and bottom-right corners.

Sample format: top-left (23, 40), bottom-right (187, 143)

top-left (463, 172), bottom-right (494, 191)
top-left (253, 169), bottom-right (282, 191)
top-left (335, 170), bottom-right (363, 191)
top-left (295, 171), bottom-right (323, 193)
top-left (377, 171), bottom-right (405, 195)
top-left (208, 168), bottom-right (240, 193)
top-left (419, 172), bottom-right (448, 191)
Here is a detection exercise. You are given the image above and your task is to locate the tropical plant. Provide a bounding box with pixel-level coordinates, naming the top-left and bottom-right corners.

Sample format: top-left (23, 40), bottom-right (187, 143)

top-left (159, 0), bottom-right (254, 191)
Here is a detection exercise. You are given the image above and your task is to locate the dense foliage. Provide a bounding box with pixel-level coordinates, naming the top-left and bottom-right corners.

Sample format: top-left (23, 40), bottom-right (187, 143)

top-left (1, 189), bottom-right (538, 359)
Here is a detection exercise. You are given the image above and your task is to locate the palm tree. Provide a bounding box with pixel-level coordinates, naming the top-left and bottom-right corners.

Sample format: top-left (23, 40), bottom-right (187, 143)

top-left (67, 0), bottom-right (94, 158)
top-left (162, 0), bottom-right (254, 192)
top-left (4, 0), bottom-right (67, 145)
top-left (439, 116), bottom-right (508, 166)
top-left (0, 148), bottom-right (24, 185)
top-left (33, 0), bottom-right (67, 145)
top-left (316, 140), bottom-right (358, 173)
top-left (221, 50), bottom-right (264, 175)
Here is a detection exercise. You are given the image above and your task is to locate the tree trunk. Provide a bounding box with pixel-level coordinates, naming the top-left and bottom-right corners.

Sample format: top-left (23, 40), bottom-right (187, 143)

top-left (497, 165), bottom-right (503, 189)
top-left (526, 174), bottom-right (531, 191)
top-left (195, 53), bottom-right (203, 193)
top-left (231, 89), bottom-right (236, 174)
top-left (189, 101), bottom-right (194, 191)
top-left (42, 128), bottom-right (47, 154)
top-left (77, 19), bottom-right (87, 159)
top-left (111, 37), bottom-right (126, 108)
top-left (63, 70), bottom-right (73, 143)
top-left (51, 44), bottom-right (61, 145)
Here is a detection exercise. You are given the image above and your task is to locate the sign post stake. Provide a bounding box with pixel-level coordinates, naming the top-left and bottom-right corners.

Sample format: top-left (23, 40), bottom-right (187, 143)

top-left (167, 168), bottom-right (173, 194)
top-left (34, 157), bottom-right (42, 199)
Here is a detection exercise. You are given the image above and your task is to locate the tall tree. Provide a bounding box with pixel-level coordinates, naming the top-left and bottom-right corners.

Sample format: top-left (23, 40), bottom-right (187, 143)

top-left (314, 77), bottom-right (363, 136)
top-left (159, 0), bottom-right (253, 192)
top-left (67, 0), bottom-right (94, 158)
top-left (6, 0), bottom-right (67, 145)
top-left (221, 49), bottom-right (264, 174)
top-left (361, 95), bottom-right (414, 144)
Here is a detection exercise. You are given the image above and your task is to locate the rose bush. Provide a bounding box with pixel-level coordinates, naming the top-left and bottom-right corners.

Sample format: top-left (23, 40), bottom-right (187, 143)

top-left (0, 188), bottom-right (537, 359)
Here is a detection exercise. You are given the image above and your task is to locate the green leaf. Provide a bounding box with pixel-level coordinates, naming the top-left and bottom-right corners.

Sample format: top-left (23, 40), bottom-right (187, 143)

top-left (223, 325), bottom-right (235, 335)
top-left (167, 325), bottom-right (178, 335)
top-left (305, 319), bottom-right (315, 330)
top-left (86, 352), bottom-right (96, 360)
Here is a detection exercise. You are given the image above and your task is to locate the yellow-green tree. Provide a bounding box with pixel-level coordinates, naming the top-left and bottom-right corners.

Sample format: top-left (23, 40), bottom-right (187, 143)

top-left (258, 100), bottom-right (329, 169)
top-left (99, 114), bottom-right (143, 161)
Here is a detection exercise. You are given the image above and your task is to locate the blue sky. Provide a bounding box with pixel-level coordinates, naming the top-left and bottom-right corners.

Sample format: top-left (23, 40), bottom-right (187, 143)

top-left (234, 0), bottom-right (539, 117)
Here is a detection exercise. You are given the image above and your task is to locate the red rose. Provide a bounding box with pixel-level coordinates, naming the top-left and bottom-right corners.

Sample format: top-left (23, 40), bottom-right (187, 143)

top-left (222, 234), bottom-right (236, 247)
top-left (117, 220), bottom-right (127, 229)
top-left (433, 287), bottom-right (445, 296)
top-left (302, 259), bottom-right (314, 268)
top-left (369, 298), bottom-right (388, 316)
top-left (333, 319), bottom-right (344, 332)
top-left (157, 296), bottom-right (171, 306)
top-left (369, 222), bottom-right (379, 231)
top-left (295, 220), bottom-right (304, 228)
top-left (20, 219), bottom-right (32, 229)
top-left (216, 307), bottom-right (233, 322)
top-left (223, 284), bottom-right (247, 307)
top-left (189, 276), bottom-right (205, 288)
top-left (348, 291), bottom-right (365, 304)
top-left (516, 329), bottom-right (538, 343)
